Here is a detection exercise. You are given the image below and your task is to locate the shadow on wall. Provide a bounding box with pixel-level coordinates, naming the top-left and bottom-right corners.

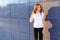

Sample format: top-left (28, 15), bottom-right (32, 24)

top-left (46, 7), bottom-right (60, 40)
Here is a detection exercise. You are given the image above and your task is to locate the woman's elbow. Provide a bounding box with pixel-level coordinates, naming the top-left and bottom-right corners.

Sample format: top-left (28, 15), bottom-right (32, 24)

top-left (29, 18), bottom-right (33, 23)
top-left (29, 19), bottom-right (32, 23)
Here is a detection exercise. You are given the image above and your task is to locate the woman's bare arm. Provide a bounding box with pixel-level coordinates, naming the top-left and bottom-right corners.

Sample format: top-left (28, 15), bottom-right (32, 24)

top-left (42, 13), bottom-right (46, 34)
top-left (42, 15), bottom-right (46, 29)
top-left (29, 11), bottom-right (34, 23)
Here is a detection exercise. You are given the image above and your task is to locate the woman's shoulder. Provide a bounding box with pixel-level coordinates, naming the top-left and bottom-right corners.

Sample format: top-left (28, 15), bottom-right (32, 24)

top-left (41, 12), bottom-right (44, 16)
top-left (41, 12), bottom-right (44, 14)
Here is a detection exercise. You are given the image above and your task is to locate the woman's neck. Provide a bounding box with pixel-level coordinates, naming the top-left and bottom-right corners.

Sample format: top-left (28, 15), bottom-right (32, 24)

top-left (36, 11), bottom-right (40, 13)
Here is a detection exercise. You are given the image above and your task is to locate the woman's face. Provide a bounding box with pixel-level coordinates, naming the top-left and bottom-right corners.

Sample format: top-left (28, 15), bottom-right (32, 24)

top-left (37, 5), bottom-right (41, 11)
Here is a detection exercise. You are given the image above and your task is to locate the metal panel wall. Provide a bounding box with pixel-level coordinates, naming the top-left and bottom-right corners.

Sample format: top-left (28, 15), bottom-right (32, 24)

top-left (0, 0), bottom-right (60, 40)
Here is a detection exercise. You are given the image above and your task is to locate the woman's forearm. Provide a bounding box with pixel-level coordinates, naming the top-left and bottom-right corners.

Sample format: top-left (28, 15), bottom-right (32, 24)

top-left (29, 17), bottom-right (33, 23)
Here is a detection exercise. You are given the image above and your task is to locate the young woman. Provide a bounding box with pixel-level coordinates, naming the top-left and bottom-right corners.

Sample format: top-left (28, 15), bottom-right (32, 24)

top-left (29, 4), bottom-right (45, 40)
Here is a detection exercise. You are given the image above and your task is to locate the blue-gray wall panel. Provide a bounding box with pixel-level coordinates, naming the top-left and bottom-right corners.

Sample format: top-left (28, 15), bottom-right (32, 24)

top-left (20, 33), bottom-right (29, 40)
top-left (19, 19), bottom-right (30, 33)
top-left (10, 4), bottom-right (29, 18)
top-left (11, 18), bottom-right (20, 32)
top-left (0, 27), bottom-right (6, 40)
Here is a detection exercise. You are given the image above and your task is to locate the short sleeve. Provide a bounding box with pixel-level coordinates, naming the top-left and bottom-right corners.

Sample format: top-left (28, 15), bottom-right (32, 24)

top-left (42, 12), bottom-right (44, 17)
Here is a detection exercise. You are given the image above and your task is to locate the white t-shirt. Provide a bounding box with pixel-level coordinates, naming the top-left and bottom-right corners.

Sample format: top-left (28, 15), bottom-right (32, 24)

top-left (33, 12), bottom-right (44, 28)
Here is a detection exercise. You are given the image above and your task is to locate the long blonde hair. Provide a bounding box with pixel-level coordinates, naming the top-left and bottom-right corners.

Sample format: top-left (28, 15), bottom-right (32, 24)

top-left (33, 4), bottom-right (44, 14)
